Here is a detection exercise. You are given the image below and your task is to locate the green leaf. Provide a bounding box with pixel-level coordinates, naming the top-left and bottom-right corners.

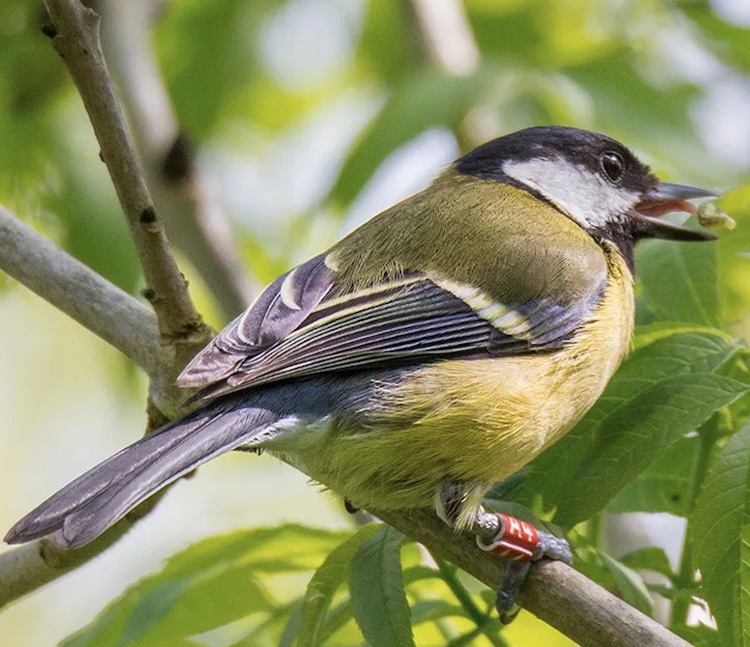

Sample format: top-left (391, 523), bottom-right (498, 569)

top-left (715, 186), bottom-right (750, 332)
top-left (402, 564), bottom-right (442, 585)
top-left (166, 524), bottom-right (349, 575)
top-left (318, 600), bottom-right (356, 644)
top-left (674, 623), bottom-right (723, 647)
top-left (606, 434), bottom-right (697, 516)
top-left (411, 600), bottom-right (467, 625)
top-left (277, 603), bottom-right (302, 647)
top-left (516, 332), bottom-right (747, 526)
top-left (567, 53), bottom-right (697, 146)
top-left (329, 66), bottom-right (497, 208)
top-left (0, 0), bottom-right (68, 208)
top-left (632, 323), bottom-right (729, 350)
top-left (484, 468), bottom-right (530, 502)
top-left (637, 238), bottom-right (720, 328)
top-left (357, 0), bottom-right (416, 82)
top-left (62, 525), bottom-right (348, 647)
top-left (116, 578), bottom-right (194, 647)
top-left (618, 547), bottom-right (675, 579)
top-left (228, 600), bottom-right (301, 647)
top-left (298, 524), bottom-right (379, 647)
top-left (691, 420), bottom-right (750, 647)
top-left (350, 525), bottom-right (415, 647)
top-left (681, 5), bottom-right (750, 72)
top-left (155, 0), bottom-right (274, 138)
top-left (557, 373), bottom-right (745, 526)
top-left (601, 553), bottom-right (654, 615)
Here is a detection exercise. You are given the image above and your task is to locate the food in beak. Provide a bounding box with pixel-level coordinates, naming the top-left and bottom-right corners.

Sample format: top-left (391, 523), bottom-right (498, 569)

top-left (633, 182), bottom-right (719, 241)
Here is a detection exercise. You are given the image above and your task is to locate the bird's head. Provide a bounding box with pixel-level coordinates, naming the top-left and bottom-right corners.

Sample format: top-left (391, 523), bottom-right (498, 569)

top-left (455, 126), bottom-right (717, 260)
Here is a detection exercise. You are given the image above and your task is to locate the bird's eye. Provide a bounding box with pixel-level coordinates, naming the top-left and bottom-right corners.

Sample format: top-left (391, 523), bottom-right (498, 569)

top-left (600, 151), bottom-right (625, 183)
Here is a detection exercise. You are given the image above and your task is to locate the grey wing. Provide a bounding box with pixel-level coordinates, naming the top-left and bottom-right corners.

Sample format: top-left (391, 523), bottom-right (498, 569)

top-left (178, 253), bottom-right (608, 402)
top-left (178, 253), bottom-right (335, 388)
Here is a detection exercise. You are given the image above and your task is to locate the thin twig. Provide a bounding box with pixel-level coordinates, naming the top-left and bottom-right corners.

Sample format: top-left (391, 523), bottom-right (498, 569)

top-left (0, 515), bottom-right (136, 609)
top-left (404, 0), bottom-right (496, 149)
top-left (42, 0), bottom-right (205, 343)
top-left (97, 0), bottom-right (254, 318)
top-left (405, 0), bottom-right (480, 76)
top-left (0, 207), bottom-right (160, 377)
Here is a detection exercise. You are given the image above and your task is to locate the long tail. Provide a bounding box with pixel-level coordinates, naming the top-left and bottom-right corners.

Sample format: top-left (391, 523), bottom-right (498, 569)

top-left (4, 398), bottom-right (281, 549)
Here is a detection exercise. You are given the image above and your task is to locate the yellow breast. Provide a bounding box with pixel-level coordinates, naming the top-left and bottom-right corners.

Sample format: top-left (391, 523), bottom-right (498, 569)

top-left (275, 242), bottom-right (634, 516)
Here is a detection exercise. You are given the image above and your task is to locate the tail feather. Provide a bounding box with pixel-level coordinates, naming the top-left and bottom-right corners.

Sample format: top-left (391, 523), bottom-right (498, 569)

top-left (4, 400), bottom-right (280, 548)
top-left (6, 410), bottom-right (222, 542)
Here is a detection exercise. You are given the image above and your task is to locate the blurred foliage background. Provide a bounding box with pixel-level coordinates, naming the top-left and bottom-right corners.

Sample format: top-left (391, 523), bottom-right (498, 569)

top-left (1, 0), bottom-right (749, 645)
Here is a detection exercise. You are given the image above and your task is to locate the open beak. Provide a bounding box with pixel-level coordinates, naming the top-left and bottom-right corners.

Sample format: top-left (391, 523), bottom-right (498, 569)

top-left (634, 182), bottom-right (718, 241)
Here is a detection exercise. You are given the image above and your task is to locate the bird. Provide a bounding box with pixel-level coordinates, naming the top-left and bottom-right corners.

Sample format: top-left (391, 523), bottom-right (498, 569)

top-left (5, 126), bottom-right (717, 617)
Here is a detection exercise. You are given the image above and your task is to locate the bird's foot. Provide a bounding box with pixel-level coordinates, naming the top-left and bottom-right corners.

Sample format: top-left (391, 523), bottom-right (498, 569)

top-left (476, 512), bottom-right (572, 623)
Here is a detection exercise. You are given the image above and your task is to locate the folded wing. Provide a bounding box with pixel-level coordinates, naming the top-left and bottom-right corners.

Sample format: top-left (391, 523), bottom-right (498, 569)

top-left (179, 252), bottom-right (607, 402)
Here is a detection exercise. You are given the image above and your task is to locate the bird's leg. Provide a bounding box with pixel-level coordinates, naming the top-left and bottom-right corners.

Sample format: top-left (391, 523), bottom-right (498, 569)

top-left (475, 511), bottom-right (573, 622)
top-left (438, 482), bottom-right (572, 623)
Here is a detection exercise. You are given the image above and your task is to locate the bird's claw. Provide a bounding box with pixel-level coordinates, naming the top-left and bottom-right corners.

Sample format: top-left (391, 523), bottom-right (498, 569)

top-left (496, 560), bottom-right (530, 623)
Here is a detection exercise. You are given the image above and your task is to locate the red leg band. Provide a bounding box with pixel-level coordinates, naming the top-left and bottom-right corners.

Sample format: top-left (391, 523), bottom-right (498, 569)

top-left (477, 513), bottom-right (539, 561)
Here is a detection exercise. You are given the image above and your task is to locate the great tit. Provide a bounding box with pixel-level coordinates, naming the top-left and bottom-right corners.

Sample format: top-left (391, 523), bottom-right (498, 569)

top-left (5, 126), bottom-right (717, 616)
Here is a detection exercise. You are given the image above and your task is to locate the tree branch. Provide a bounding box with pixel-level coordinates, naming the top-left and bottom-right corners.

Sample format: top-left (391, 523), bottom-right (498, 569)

top-left (0, 423), bottom-right (690, 646)
top-left (375, 508), bottom-right (692, 647)
top-left (97, 0), bottom-right (254, 319)
top-left (405, 0), bottom-right (480, 76)
top-left (0, 210), bottom-right (187, 607)
top-left (0, 207), bottom-right (160, 377)
top-left (0, 511), bottom-right (140, 609)
top-left (42, 0), bottom-right (206, 343)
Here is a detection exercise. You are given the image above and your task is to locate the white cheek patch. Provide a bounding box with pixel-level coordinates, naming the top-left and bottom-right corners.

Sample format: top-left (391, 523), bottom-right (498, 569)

top-left (502, 157), bottom-right (640, 229)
